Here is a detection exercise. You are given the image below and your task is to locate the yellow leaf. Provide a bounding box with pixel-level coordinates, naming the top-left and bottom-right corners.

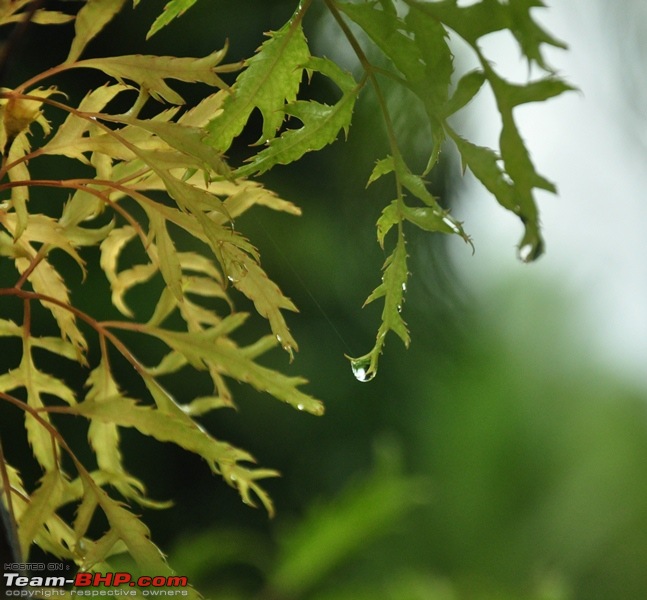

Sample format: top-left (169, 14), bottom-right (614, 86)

top-left (73, 49), bottom-right (229, 104)
top-left (110, 263), bottom-right (159, 317)
top-left (0, 212), bottom-right (86, 274)
top-left (146, 209), bottom-right (183, 302)
top-left (29, 9), bottom-right (75, 25)
top-left (42, 84), bottom-right (129, 162)
top-left (66, 0), bottom-right (128, 63)
top-left (85, 359), bottom-right (125, 475)
top-left (4, 133), bottom-right (30, 237)
top-left (91, 481), bottom-right (170, 574)
top-left (15, 255), bottom-right (87, 356)
top-left (222, 244), bottom-right (299, 357)
top-left (18, 470), bottom-right (65, 560)
top-left (152, 327), bottom-right (323, 415)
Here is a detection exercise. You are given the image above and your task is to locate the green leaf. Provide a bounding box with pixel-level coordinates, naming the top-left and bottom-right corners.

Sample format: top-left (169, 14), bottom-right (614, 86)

top-left (339, 1), bottom-right (426, 89)
top-left (340, 0), bottom-right (452, 113)
top-left (206, 21), bottom-right (310, 151)
top-left (446, 127), bottom-right (516, 210)
top-left (404, 0), bottom-right (567, 69)
top-left (367, 156), bottom-right (395, 187)
top-left (237, 55), bottom-right (357, 176)
top-left (350, 232), bottom-right (410, 382)
top-left (404, 2), bottom-right (453, 110)
top-left (401, 203), bottom-right (462, 236)
top-left (239, 91), bottom-right (358, 177)
top-left (66, 0), bottom-right (128, 63)
top-left (376, 200), bottom-right (399, 248)
top-left (393, 157), bottom-right (471, 243)
top-left (403, 0), bottom-right (509, 47)
top-left (146, 0), bottom-right (199, 39)
top-left (364, 232), bottom-right (409, 347)
top-left (508, 0), bottom-right (568, 70)
top-left (442, 69), bottom-right (486, 117)
top-left (305, 56), bottom-right (357, 94)
top-left (503, 75), bottom-right (575, 108)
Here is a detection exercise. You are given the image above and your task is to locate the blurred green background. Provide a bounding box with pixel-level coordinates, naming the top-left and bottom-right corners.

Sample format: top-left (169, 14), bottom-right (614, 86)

top-left (3, 1), bottom-right (647, 599)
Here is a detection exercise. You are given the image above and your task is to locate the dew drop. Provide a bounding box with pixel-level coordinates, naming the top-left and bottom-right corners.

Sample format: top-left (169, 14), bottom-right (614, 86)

top-left (297, 403), bottom-right (305, 411)
top-left (401, 282), bottom-right (407, 292)
top-left (350, 357), bottom-right (376, 382)
top-left (518, 243), bottom-right (534, 263)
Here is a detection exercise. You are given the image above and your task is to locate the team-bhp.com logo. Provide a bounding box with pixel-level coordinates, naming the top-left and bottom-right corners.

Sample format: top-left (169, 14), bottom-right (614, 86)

top-left (3, 571), bottom-right (189, 596)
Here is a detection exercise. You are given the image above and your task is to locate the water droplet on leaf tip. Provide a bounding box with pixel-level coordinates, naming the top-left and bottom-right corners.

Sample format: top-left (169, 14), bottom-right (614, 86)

top-left (350, 357), bottom-right (376, 382)
top-left (297, 403), bottom-right (305, 411)
top-left (518, 243), bottom-right (535, 263)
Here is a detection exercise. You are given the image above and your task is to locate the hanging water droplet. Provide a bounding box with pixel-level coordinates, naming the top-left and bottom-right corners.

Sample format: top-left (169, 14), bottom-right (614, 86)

top-left (518, 243), bottom-right (534, 263)
top-left (297, 403), bottom-right (305, 411)
top-left (397, 304), bottom-right (402, 313)
top-left (350, 356), bottom-right (376, 382)
top-left (229, 473), bottom-right (237, 482)
top-left (401, 282), bottom-right (407, 292)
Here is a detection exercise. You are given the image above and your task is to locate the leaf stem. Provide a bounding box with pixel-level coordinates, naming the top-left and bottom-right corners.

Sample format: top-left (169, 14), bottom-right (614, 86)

top-left (0, 177), bottom-right (149, 247)
top-left (14, 244), bottom-right (49, 290)
top-left (0, 287), bottom-right (149, 382)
